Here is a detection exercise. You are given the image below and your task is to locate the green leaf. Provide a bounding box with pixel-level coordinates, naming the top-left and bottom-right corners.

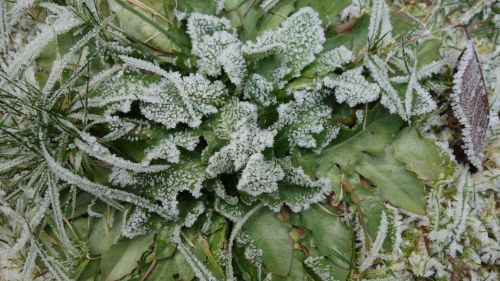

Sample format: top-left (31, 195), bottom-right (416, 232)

top-left (271, 251), bottom-right (309, 281)
top-left (392, 127), bottom-right (457, 182)
top-left (301, 205), bottom-right (353, 280)
top-left (355, 152), bottom-right (426, 214)
top-left (243, 208), bottom-right (294, 277)
top-left (100, 232), bottom-right (155, 281)
top-left (357, 196), bottom-right (397, 251)
top-left (87, 210), bottom-right (125, 255)
top-left (78, 259), bottom-right (100, 281)
top-left (302, 106), bottom-right (404, 172)
top-left (146, 258), bottom-right (176, 281)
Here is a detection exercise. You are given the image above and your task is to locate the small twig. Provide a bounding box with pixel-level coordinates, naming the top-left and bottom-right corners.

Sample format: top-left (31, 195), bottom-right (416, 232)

top-left (140, 259), bottom-right (158, 281)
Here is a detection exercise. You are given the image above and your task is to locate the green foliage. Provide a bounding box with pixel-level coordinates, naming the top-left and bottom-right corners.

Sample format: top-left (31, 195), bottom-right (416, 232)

top-left (0, 0), bottom-right (498, 281)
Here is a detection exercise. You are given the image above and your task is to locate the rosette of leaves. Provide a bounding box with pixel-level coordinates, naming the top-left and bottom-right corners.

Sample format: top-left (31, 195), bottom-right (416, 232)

top-left (0, 1), bottom-right (497, 281)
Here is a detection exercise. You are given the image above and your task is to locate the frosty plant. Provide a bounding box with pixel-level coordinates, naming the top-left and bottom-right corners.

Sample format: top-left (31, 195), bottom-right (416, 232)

top-left (0, 0), bottom-right (498, 281)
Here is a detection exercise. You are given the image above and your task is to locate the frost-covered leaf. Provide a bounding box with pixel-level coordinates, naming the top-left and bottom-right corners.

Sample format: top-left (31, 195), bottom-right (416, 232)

top-left (206, 101), bottom-right (275, 176)
top-left (135, 158), bottom-right (206, 217)
top-left (451, 39), bottom-right (489, 171)
top-left (304, 256), bottom-right (337, 281)
top-left (324, 67), bottom-right (380, 107)
top-left (261, 158), bottom-right (331, 212)
top-left (243, 7), bottom-right (325, 87)
top-left (187, 12), bottom-right (246, 83)
top-left (273, 87), bottom-right (339, 152)
top-left (365, 55), bottom-right (406, 119)
top-left (243, 74), bottom-right (276, 106)
top-left (237, 153), bottom-right (284, 196)
top-left (367, 0), bottom-right (393, 44)
top-left (122, 208), bottom-right (150, 239)
top-left (304, 45), bottom-right (354, 77)
top-left (139, 73), bottom-right (227, 128)
top-left (142, 131), bottom-right (200, 165)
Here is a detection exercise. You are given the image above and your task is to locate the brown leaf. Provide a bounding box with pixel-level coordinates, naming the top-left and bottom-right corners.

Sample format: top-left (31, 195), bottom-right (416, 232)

top-left (451, 38), bottom-right (489, 172)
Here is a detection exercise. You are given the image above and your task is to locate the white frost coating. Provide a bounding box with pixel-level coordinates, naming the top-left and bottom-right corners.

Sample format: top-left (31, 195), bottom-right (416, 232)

top-left (451, 40), bottom-right (485, 170)
top-left (341, 0), bottom-right (368, 21)
top-left (219, 43), bottom-right (247, 86)
top-left (42, 143), bottom-right (171, 219)
top-left (324, 67), bottom-right (380, 107)
top-left (359, 211), bottom-right (388, 272)
top-left (265, 158), bottom-right (332, 212)
top-left (142, 132), bottom-right (200, 165)
top-left (207, 102), bottom-right (276, 177)
top-left (365, 55), bottom-right (406, 119)
top-left (74, 131), bottom-right (169, 173)
top-left (316, 45), bottom-right (354, 73)
top-left (122, 208), bottom-right (150, 239)
top-left (47, 180), bottom-right (77, 254)
top-left (176, 239), bottom-right (218, 281)
top-left (241, 7), bottom-right (325, 86)
top-left (0, 156), bottom-right (33, 173)
top-left (237, 153), bottom-right (284, 196)
top-left (5, 7), bottom-right (82, 79)
top-left (304, 256), bottom-right (337, 281)
top-left (139, 73), bottom-right (226, 128)
top-left (243, 74), bottom-right (275, 106)
top-left (187, 13), bottom-right (242, 78)
top-left (367, 0), bottom-right (393, 44)
top-left (272, 87), bottom-right (337, 150)
top-left (32, 240), bottom-right (71, 281)
top-left (119, 55), bottom-right (171, 78)
top-left (42, 25), bottom-right (102, 98)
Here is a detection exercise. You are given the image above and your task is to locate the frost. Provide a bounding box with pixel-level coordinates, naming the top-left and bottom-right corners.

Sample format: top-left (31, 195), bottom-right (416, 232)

top-left (368, 0), bottom-right (393, 44)
top-left (359, 211), bottom-right (388, 271)
top-left (365, 55), bottom-right (406, 118)
top-left (75, 131), bottom-right (169, 173)
top-left (135, 160), bottom-right (206, 217)
top-left (324, 67), bottom-right (380, 107)
top-left (272, 87), bottom-right (338, 151)
top-left (262, 158), bottom-right (332, 212)
top-left (5, 5), bottom-right (82, 79)
top-left (243, 7), bottom-right (325, 86)
top-left (315, 45), bottom-right (354, 74)
top-left (206, 102), bottom-right (276, 176)
top-left (187, 13), bottom-right (244, 79)
top-left (122, 208), bottom-right (150, 239)
top-left (142, 132), bottom-right (200, 165)
top-left (139, 73), bottom-right (227, 128)
top-left (237, 153), bottom-right (284, 196)
top-left (243, 74), bottom-right (276, 106)
top-left (42, 143), bottom-right (172, 219)
top-left (304, 256), bottom-right (337, 281)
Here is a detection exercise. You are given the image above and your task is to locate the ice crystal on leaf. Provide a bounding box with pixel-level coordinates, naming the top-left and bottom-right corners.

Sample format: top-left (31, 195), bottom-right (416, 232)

top-left (243, 74), bottom-right (276, 106)
top-left (122, 208), bottom-right (150, 239)
top-left (451, 39), bottom-right (489, 171)
top-left (368, 0), bottom-right (393, 44)
top-left (273, 87), bottom-right (339, 151)
top-left (138, 73), bottom-right (227, 128)
top-left (324, 67), bottom-right (380, 107)
top-left (237, 153), bottom-right (285, 196)
top-left (142, 131), bottom-right (200, 165)
top-left (206, 101), bottom-right (275, 176)
top-left (313, 45), bottom-right (354, 75)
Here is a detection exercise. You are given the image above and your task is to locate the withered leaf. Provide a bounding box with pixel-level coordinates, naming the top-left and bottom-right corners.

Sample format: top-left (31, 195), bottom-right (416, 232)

top-left (451, 39), bottom-right (489, 172)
